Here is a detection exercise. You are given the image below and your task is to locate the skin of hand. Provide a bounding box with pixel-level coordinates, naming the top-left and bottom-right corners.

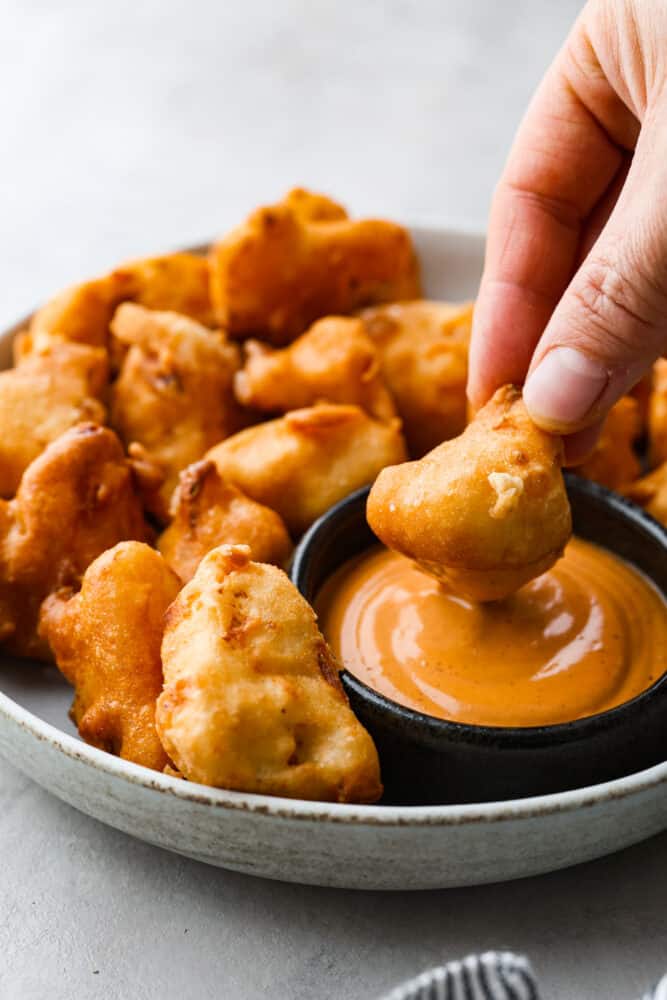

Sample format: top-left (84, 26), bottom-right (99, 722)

top-left (468, 0), bottom-right (667, 463)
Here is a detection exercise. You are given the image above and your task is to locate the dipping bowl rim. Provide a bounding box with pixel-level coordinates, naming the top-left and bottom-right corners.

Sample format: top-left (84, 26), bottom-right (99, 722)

top-left (291, 477), bottom-right (667, 745)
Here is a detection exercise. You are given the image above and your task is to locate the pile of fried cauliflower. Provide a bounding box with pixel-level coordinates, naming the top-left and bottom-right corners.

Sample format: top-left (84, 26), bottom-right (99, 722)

top-left (1, 188), bottom-right (664, 803)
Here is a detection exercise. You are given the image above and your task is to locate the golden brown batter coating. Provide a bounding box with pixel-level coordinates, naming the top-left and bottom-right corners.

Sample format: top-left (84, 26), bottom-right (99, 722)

top-left (0, 341), bottom-right (108, 498)
top-left (206, 403), bottom-right (407, 536)
top-left (158, 460), bottom-right (292, 582)
top-left (109, 303), bottom-right (242, 519)
top-left (281, 187), bottom-right (349, 222)
top-left (359, 300), bottom-right (474, 457)
top-left (628, 371), bottom-right (652, 431)
top-left (367, 385), bottom-right (571, 602)
top-left (156, 544), bottom-right (382, 802)
top-left (209, 188), bottom-right (420, 345)
top-left (111, 252), bottom-right (214, 326)
top-left (648, 359), bottom-right (667, 468)
top-left (15, 252), bottom-right (214, 361)
top-left (40, 542), bottom-right (181, 771)
top-left (574, 396), bottom-right (641, 491)
top-left (0, 423), bottom-right (149, 659)
top-left (234, 315), bottom-right (396, 419)
top-left (625, 461), bottom-right (667, 526)
top-left (14, 271), bottom-right (134, 359)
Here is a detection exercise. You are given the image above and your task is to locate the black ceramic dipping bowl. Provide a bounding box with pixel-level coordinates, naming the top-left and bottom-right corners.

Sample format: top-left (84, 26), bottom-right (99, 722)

top-left (291, 477), bottom-right (667, 805)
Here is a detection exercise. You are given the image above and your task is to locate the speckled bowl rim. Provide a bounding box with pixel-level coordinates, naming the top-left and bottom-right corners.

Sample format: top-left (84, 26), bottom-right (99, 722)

top-left (1, 690), bottom-right (666, 825)
top-left (0, 224), bottom-right (665, 829)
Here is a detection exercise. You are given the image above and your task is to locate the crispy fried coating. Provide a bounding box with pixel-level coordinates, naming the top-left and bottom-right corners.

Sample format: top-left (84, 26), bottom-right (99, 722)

top-left (574, 396), bottom-right (641, 490)
top-left (367, 385), bottom-right (571, 602)
top-left (156, 544), bottom-right (382, 802)
top-left (629, 371), bottom-right (652, 431)
top-left (14, 271), bottom-right (134, 359)
top-left (359, 300), bottom-right (474, 457)
top-left (158, 460), bottom-right (292, 582)
top-left (0, 342), bottom-right (109, 497)
top-left (206, 403), bottom-right (407, 536)
top-left (15, 252), bottom-right (214, 361)
top-left (110, 303), bottom-right (242, 519)
top-left (111, 252), bottom-right (214, 326)
top-left (625, 462), bottom-right (667, 526)
top-left (40, 542), bottom-right (180, 770)
top-left (284, 187), bottom-right (349, 222)
top-left (648, 359), bottom-right (667, 468)
top-left (0, 423), bottom-right (149, 659)
top-left (209, 188), bottom-right (421, 344)
top-left (234, 316), bottom-right (396, 419)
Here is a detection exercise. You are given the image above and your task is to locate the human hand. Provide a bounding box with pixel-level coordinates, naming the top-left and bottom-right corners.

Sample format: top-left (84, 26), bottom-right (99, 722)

top-left (467, 0), bottom-right (667, 461)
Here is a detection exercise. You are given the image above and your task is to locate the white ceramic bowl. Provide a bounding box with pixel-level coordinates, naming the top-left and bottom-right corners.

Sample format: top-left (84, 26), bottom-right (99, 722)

top-left (0, 226), bottom-right (665, 890)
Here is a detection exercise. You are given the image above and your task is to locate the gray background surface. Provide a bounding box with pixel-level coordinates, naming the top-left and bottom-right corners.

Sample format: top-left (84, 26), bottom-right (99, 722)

top-left (0, 1), bottom-right (665, 998)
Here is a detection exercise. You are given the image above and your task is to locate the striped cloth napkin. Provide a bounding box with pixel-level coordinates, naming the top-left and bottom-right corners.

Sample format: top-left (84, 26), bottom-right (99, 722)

top-left (380, 951), bottom-right (667, 1000)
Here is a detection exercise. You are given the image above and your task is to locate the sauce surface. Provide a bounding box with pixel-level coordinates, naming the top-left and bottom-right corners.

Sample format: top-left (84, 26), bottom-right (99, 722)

top-left (316, 538), bottom-right (667, 727)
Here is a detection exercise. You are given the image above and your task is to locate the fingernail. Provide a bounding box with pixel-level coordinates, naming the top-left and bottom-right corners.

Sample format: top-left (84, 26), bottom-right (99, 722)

top-left (524, 347), bottom-right (608, 430)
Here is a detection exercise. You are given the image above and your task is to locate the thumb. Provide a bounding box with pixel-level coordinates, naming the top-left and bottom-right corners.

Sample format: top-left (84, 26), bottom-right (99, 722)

top-left (523, 113), bottom-right (667, 434)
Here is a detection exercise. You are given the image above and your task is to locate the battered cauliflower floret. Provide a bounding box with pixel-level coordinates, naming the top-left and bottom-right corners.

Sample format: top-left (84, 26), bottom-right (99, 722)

top-left (234, 315), bottom-right (396, 420)
top-left (109, 303), bottom-right (242, 520)
top-left (359, 300), bottom-right (474, 456)
top-left (155, 544), bottom-right (382, 802)
top-left (158, 460), bottom-right (292, 582)
top-left (0, 423), bottom-right (149, 660)
top-left (574, 396), bottom-right (641, 490)
top-left (15, 251), bottom-right (214, 361)
top-left (40, 542), bottom-right (181, 770)
top-left (0, 341), bottom-right (108, 497)
top-left (625, 461), bottom-right (667, 527)
top-left (367, 385), bottom-right (571, 602)
top-left (209, 188), bottom-right (420, 344)
top-left (206, 403), bottom-right (407, 536)
top-left (648, 359), bottom-right (667, 469)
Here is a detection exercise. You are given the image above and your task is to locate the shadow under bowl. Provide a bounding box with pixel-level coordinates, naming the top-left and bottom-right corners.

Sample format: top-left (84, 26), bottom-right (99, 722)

top-left (291, 476), bottom-right (667, 805)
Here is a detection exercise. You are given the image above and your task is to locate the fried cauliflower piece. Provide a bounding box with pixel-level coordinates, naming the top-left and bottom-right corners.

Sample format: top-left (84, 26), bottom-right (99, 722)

top-left (209, 188), bottom-right (420, 345)
top-left (629, 371), bottom-right (652, 431)
top-left (40, 542), bottom-right (180, 771)
top-left (109, 303), bottom-right (242, 519)
top-left (574, 396), bottom-right (641, 491)
top-left (14, 271), bottom-right (134, 359)
top-left (111, 251), bottom-right (214, 326)
top-left (156, 544), bottom-right (382, 802)
top-left (0, 423), bottom-right (149, 659)
top-left (15, 252), bottom-right (214, 361)
top-left (158, 460), bottom-right (292, 582)
top-left (206, 403), bottom-right (407, 536)
top-left (367, 385), bottom-right (571, 602)
top-left (234, 315), bottom-right (396, 420)
top-left (359, 300), bottom-right (474, 457)
top-left (0, 342), bottom-right (109, 497)
top-left (648, 359), bottom-right (667, 468)
top-left (283, 187), bottom-right (349, 222)
top-left (625, 462), bottom-right (667, 526)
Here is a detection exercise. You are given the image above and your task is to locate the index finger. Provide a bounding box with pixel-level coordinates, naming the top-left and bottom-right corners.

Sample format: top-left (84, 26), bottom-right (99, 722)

top-left (467, 14), bottom-right (635, 409)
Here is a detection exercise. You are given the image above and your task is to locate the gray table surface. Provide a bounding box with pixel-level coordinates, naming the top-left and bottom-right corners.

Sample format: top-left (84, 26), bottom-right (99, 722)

top-left (1, 2), bottom-right (666, 998)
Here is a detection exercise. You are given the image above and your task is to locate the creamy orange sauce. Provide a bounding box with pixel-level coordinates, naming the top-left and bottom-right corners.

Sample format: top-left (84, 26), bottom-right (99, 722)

top-left (316, 539), bottom-right (667, 727)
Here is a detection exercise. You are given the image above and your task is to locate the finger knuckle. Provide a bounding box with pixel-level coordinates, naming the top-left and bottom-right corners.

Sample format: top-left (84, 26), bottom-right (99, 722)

top-left (572, 246), bottom-right (667, 350)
